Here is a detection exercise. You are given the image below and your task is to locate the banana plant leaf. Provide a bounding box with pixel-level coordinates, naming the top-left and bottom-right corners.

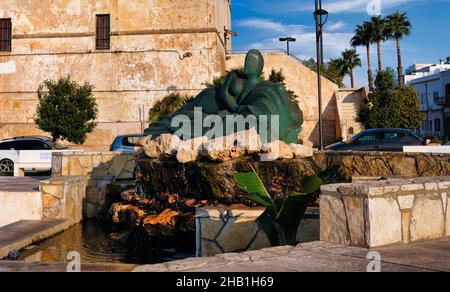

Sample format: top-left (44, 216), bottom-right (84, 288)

top-left (300, 175), bottom-right (325, 194)
top-left (275, 196), bottom-right (310, 245)
top-left (234, 169), bottom-right (278, 213)
top-left (256, 211), bottom-right (281, 246)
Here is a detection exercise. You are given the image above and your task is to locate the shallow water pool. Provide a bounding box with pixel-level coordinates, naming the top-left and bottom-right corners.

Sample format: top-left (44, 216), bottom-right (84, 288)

top-left (15, 221), bottom-right (195, 265)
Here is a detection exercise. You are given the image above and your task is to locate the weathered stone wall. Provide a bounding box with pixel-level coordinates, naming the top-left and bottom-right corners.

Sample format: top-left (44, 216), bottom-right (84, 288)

top-left (316, 151), bottom-right (450, 177)
top-left (40, 176), bottom-right (89, 226)
top-left (196, 207), bottom-right (320, 257)
top-left (335, 88), bottom-right (366, 141)
top-left (0, 0), bottom-right (231, 150)
top-left (52, 151), bottom-right (136, 179)
top-left (196, 207), bottom-right (270, 257)
top-left (0, 191), bottom-right (43, 228)
top-left (321, 177), bottom-right (450, 248)
top-left (51, 151), bottom-right (137, 218)
top-left (136, 151), bottom-right (450, 203)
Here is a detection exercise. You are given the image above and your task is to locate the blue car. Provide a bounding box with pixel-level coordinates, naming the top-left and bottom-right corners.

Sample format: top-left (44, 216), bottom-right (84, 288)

top-left (110, 134), bottom-right (145, 153)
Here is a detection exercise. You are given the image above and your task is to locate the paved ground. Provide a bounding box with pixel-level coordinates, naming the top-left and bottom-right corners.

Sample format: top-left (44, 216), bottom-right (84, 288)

top-left (0, 220), bottom-right (69, 259)
top-left (135, 238), bottom-right (450, 272)
top-left (1, 238), bottom-right (448, 272)
top-left (0, 261), bottom-right (137, 272)
top-left (0, 176), bottom-right (47, 192)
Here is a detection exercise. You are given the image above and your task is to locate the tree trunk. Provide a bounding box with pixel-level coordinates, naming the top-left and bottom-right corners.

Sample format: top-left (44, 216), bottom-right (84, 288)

top-left (350, 69), bottom-right (355, 88)
top-left (366, 44), bottom-right (374, 92)
top-left (396, 36), bottom-right (404, 85)
top-left (377, 40), bottom-right (382, 72)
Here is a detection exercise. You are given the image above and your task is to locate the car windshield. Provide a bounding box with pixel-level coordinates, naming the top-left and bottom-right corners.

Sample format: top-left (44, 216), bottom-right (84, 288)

top-left (346, 132), bottom-right (369, 144)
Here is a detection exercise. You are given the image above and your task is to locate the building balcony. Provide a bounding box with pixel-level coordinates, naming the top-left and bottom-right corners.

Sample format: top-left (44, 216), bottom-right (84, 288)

top-left (433, 96), bottom-right (450, 107)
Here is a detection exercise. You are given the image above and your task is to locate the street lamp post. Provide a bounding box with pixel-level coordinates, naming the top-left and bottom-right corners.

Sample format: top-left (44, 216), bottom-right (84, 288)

top-left (314, 0), bottom-right (328, 150)
top-left (279, 37), bottom-right (296, 55)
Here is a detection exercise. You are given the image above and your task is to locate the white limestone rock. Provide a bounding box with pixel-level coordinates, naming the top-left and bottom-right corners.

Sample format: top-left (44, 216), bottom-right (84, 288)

top-left (289, 144), bottom-right (314, 158)
top-left (201, 134), bottom-right (245, 162)
top-left (261, 140), bottom-right (294, 161)
top-left (144, 134), bottom-right (181, 158)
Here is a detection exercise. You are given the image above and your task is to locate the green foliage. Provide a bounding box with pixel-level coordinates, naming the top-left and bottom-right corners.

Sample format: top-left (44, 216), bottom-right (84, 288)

top-left (385, 11), bottom-right (412, 40)
top-left (302, 58), bottom-right (345, 88)
top-left (35, 76), bottom-right (98, 144)
top-left (357, 68), bottom-right (423, 129)
top-left (369, 15), bottom-right (390, 43)
top-left (234, 165), bottom-right (346, 246)
top-left (148, 93), bottom-right (194, 123)
top-left (341, 49), bottom-right (362, 72)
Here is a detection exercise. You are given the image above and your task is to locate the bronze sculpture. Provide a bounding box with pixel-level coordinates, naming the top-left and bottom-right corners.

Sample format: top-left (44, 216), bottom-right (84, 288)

top-left (144, 49), bottom-right (303, 144)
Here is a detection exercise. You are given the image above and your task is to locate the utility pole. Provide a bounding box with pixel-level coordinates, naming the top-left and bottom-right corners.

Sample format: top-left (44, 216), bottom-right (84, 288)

top-left (314, 0), bottom-right (328, 150)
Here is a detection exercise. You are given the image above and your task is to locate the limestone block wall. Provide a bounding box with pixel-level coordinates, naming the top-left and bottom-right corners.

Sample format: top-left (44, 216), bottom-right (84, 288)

top-left (52, 151), bottom-right (136, 179)
top-left (196, 207), bottom-right (271, 257)
top-left (0, 191), bottom-right (43, 228)
top-left (51, 151), bottom-right (137, 218)
top-left (314, 151), bottom-right (450, 178)
top-left (0, 0), bottom-right (231, 150)
top-left (40, 176), bottom-right (89, 227)
top-left (320, 177), bottom-right (450, 248)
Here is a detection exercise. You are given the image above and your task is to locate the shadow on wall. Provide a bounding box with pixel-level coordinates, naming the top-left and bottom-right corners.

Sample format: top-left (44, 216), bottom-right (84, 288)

top-left (306, 95), bottom-right (337, 148)
top-left (51, 152), bottom-right (138, 220)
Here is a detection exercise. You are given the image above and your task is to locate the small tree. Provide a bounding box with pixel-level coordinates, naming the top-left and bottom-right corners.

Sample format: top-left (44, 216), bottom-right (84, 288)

top-left (357, 68), bottom-right (423, 129)
top-left (35, 76), bottom-right (98, 144)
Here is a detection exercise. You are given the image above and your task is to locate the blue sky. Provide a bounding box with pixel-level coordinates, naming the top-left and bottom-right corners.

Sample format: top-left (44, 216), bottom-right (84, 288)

top-left (231, 0), bottom-right (450, 87)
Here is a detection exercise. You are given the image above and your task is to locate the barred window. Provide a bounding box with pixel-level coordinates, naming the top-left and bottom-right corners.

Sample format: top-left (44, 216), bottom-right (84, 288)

top-left (0, 18), bottom-right (12, 52)
top-left (96, 14), bottom-right (110, 50)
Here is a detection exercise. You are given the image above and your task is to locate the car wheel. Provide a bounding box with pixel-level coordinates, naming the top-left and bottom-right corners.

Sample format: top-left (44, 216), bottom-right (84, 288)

top-left (0, 159), bottom-right (14, 173)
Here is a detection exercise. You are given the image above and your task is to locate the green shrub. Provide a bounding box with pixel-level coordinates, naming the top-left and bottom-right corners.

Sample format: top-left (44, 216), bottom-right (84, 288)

top-left (149, 93), bottom-right (194, 123)
top-left (35, 76), bottom-right (98, 144)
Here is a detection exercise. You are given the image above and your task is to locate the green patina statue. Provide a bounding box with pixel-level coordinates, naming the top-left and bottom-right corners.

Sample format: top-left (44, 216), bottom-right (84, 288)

top-left (144, 49), bottom-right (303, 144)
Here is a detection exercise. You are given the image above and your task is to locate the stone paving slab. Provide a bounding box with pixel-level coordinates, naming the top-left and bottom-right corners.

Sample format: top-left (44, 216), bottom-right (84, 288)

top-left (0, 261), bottom-right (137, 272)
top-left (134, 237), bottom-right (450, 272)
top-left (0, 220), bottom-right (68, 259)
top-left (0, 177), bottom-right (47, 192)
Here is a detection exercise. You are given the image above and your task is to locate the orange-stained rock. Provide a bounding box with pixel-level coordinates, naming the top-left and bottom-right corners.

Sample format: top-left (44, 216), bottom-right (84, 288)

top-left (144, 209), bottom-right (180, 227)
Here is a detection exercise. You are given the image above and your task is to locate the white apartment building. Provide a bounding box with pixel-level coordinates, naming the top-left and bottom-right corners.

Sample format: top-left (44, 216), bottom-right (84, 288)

top-left (405, 60), bottom-right (450, 84)
top-left (409, 68), bottom-right (450, 139)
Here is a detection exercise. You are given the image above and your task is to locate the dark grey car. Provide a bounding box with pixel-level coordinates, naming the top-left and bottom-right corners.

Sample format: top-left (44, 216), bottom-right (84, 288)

top-left (326, 129), bottom-right (422, 152)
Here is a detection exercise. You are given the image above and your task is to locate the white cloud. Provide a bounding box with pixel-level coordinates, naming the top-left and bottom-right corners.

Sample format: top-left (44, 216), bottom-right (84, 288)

top-left (235, 18), bottom-right (353, 61)
top-left (297, 0), bottom-right (422, 14)
top-left (327, 21), bottom-right (346, 31)
top-left (235, 19), bottom-right (287, 32)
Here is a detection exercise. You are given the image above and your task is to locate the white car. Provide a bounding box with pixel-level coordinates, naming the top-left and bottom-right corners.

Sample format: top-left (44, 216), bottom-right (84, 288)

top-left (0, 137), bottom-right (53, 173)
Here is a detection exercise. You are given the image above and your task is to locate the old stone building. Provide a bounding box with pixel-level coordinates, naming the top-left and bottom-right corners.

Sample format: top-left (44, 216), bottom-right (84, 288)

top-left (0, 0), bottom-right (363, 149)
top-left (0, 0), bottom-right (232, 149)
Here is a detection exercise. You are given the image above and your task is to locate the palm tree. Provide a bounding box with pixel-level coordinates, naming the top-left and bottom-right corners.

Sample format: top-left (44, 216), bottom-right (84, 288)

top-left (351, 21), bottom-right (374, 91)
top-left (341, 49), bottom-right (362, 88)
top-left (385, 11), bottom-right (412, 85)
top-left (370, 15), bottom-right (389, 72)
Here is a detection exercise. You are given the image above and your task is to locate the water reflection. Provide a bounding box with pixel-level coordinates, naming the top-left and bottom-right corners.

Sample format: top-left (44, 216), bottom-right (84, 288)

top-left (17, 221), bottom-right (194, 265)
